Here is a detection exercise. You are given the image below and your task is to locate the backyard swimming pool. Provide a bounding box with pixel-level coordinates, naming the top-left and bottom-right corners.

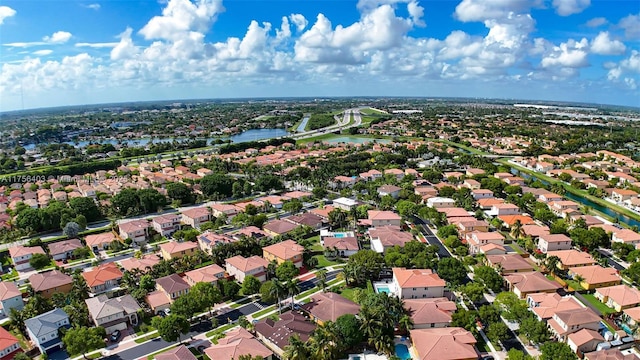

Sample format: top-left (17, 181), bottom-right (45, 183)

top-left (377, 285), bottom-right (391, 294)
top-left (395, 344), bottom-right (411, 360)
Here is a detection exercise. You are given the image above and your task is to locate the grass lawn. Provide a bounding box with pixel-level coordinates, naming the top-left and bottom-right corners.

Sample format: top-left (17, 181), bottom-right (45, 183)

top-left (205, 323), bottom-right (237, 338)
top-left (229, 297), bottom-right (252, 309)
top-left (476, 335), bottom-right (492, 353)
top-left (581, 294), bottom-right (616, 315)
top-left (1, 268), bottom-right (18, 281)
top-left (307, 235), bottom-right (323, 251)
top-left (337, 284), bottom-right (370, 303)
top-left (251, 305), bottom-right (277, 319)
top-left (189, 346), bottom-right (211, 360)
top-left (134, 332), bottom-right (159, 344)
top-left (359, 108), bottom-right (385, 115)
top-left (564, 278), bottom-right (584, 291)
top-left (313, 254), bottom-right (341, 268)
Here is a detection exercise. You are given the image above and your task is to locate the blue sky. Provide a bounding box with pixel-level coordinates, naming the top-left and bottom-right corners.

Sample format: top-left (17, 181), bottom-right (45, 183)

top-left (1, 0), bottom-right (639, 111)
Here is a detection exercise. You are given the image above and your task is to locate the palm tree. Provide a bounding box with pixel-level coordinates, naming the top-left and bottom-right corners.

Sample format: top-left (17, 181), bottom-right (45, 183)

top-left (316, 269), bottom-right (328, 292)
top-left (511, 219), bottom-right (524, 239)
top-left (283, 334), bottom-right (310, 360)
top-left (286, 279), bottom-right (301, 310)
top-left (398, 314), bottom-right (414, 335)
top-left (545, 255), bottom-right (561, 275)
top-left (308, 323), bottom-right (338, 360)
top-left (270, 280), bottom-right (286, 313)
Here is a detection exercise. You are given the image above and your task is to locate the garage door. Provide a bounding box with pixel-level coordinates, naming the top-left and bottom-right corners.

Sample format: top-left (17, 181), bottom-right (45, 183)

top-left (105, 322), bottom-right (127, 335)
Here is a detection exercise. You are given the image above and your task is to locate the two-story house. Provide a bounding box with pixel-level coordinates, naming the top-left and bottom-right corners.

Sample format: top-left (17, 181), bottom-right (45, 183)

top-left (504, 271), bottom-right (562, 299)
top-left (85, 294), bottom-right (141, 334)
top-left (152, 214), bottom-right (181, 237)
top-left (48, 239), bottom-right (83, 261)
top-left (209, 204), bottom-right (238, 220)
top-left (8, 245), bottom-right (46, 271)
top-left (538, 234), bottom-right (572, 253)
top-left (159, 241), bottom-right (199, 260)
top-left (467, 232), bottom-right (505, 254)
top-left (183, 264), bottom-right (225, 287)
top-left (225, 255), bottom-right (270, 283)
top-left (119, 219), bottom-right (150, 244)
top-left (0, 326), bottom-right (21, 359)
top-left (367, 210), bottom-right (402, 227)
top-left (28, 270), bottom-right (73, 299)
top-left (377, 185), bottom-right (402, 199)
top-left (0, 281), bottom-right (23, 318)
top-left (181, 207), bottom-right (211, 229)
top-left (262, 240), bottom-right (304, 268)
top-left (25, 308), bottom-right (70, 354)
top-left (156, 274), bottom-right (190, 302)
top-left (82, 263), bottom-right (123, 294)
top-left (547, 308), bottom-right (602, 342)
top-left (391, 267), bottom-right (446, 299)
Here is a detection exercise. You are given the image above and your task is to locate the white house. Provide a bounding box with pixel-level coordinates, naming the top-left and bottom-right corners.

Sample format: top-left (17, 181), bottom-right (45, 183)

top-left (332, 197), bottom-right (358, 211)
top-left (391, 268), bottom-right (446, 299)
top-left (538, 234), bottom-right (573, 253)
top-left (426, 197), bottom-right (455, 209)
top-left (225, 255), bottom-right (270, 283)
top-left (8, 245), bottom-right (46, 271)
top-left (0, 281), bottom-right (24, 316)
top-left (152, 214), bottom-right (181, 237)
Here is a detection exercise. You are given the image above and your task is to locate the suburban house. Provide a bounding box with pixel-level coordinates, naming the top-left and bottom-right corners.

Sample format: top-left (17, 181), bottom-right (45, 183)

top-left (521, 224), bottom-right (550, 240)
top-left (183, 264), bottom-right (225, 286)
top-left (612, 189), bottom-right (638, 202)
top-left (567, 329), bottom-right (605, 355)
top-left (489, 203), bottom-right (520, 216)
top-left (82, 263), bottom-right (123, 294)
top-left (359, 169), bottom-right (383, 182)
top-left (547, 307), bottom-right (602, 341)
top-left (0, 326), bottom-right (21, 360)
top-left (198, 232), bottom-right (236, 254)
top-left (119, 219), bottom-right (150, 243)
top-left (181, 207), bottom-right (211, 229)
top-left (85, 232), bottom-right (116, 252)
top-left (462, 179), bottom-right (481, 190)
top-left (204, 327), bottom-right (274, 360)
top-left (29, 270), bottom-right (73, 299)
top-left (471, 189), bottom-right (494, 200)
top-left (409, 328), bottom-right (478, 360)
top-left (369, 226), bottom-right (415, 253)
top-left (157, 345), bottom-right (197, 360)
top-left (286, 213), bottom-right (325, 230)
top-left (85, 294), bottom-right (141, 334)
top-left (391, 267), bottom-right (446, 299)
top-left (321, 236), bottom-right (359, 257)
top-left (504, 271), bottom-right (562, 299)
top-left (156, 274), bottom-right (190, 302)
top-left (209, 204), bottom-right (238, 219)
top-left (478, 243), bottom-right (507, 256)
top-left (467, 232), bottom-right (505, 254)
top-left (262, 240), bottom-right (304, 268)
top-left (225, 255), bottom-right (270, 283)
top-left (538, 233), bottom-right (573, 253)
top-left (377, 185), bottom-right (402, 198)
top-left (486, 254), bottom-right (535, 274)
top-left (330, 176), bottom-right (357, 189)
top-left (404, 298), bottom-right (456, 329)
top-left (0, 281), bottom-right (23, 317)
top-left (152, 214), bottom-right (181, 237)
top-left (527, 293), bottom-right (583, 321)
top-left (332, 197), bottom-right (358, 211)
top-left (8, 245), bottom-right (46, 271)
top-left (612, 229), bottom-right (640, 245)
top-left (146, 290), bottom-right (171, 315)
top-left (426, 197), bottom-right (456, 209)
top-left (300, 292), bottom-right (360, 324)
top-left (384, 168), bottom-right (405, 180)
top-left (25, 308), bottom-right (70, 354)
top-left (262, 219), bottom-right (299, 237)
top-left (547, 250), bottom-right (597, 270)
top-left (255, 312), bottom-right (316, 356)
top-left (159, 241), bottom-right (199, 260)
top-left (367, 210), bottom-right (402, 227)
top-left (569, 265), bottom-right (622, 290)
top-left (584, 348), bottom-right (638, 360)
top-left (594, 285), bottom-right (640, 312)
top-left (48, 239), bottom-right (83, 261)
top-left (119, 254), bottom-right (161, 272)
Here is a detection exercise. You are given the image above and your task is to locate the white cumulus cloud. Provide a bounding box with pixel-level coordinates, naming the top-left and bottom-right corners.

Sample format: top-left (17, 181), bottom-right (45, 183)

top-left (139, 0), bottom-right (224, 41)
top-left (591, 31), bottom-right (626, 55)
top-left (541, 38), bottom-right (589, 68)
top-left (111, 28), bottom-right (138, 60)
top-left (289, 14), bottom-right (308, 32)
top-left (43, 31), bottom-right (72, 43)
top-left (0, 6), bottom-right (16, 25)
top-left (619, 13), bottom-right (640, 40)
top-left (552, 0), bottom-right (590, 16)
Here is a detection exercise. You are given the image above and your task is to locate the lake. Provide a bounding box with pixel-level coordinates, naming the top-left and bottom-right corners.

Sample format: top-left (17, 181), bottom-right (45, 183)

top-left (23, 128), bottom-right (291, 150)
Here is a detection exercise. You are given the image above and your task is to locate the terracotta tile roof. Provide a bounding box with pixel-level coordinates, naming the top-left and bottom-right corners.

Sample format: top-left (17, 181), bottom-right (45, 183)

top-left (156, 345), bottom-right (197, 360)
top-left (410, 327), bottom-right (478, 360)
top-left (254, 312), bottom-right (316, 350)
top-left (393, 267), bottom-right (446, 288)
top-left (405, 298), bottom-right (456, 326)
top-left (570, 265), bottom-right (621, 285)
top-left (181, 207), bottom-right (210, 219)
top-left (262, 239), bottom-right (304, 260)
top-left (367, 210), bottom-right (402, 221)
top-left (486, 254), bottom-right (535, 272)
top-left (547, 250), bottom-right (596, 267)
top-left (8, 245), bottom-right (45, 258)
top-left (555, 307), bottom-right (602, 327)
top-left (29, 270), bottom-right (73, 292)
top-left (0, 281), bottom-right (21, 301)
top-left (119, 219), bottom-right (150, 233)
top-left (263, 219), bottom-right (299, 235)
top-left (84, 232), bottom-right (116, 247)
top-left (225, 255), bottom-right (269, 273)
top-left (82, 263), bottom-right (123, 287)
top-left (595, 285), bottom-right (640, 307)
top-left (48, 238), bottom-right (83, 256)
top-left (145, 290), bottom-right (170, 309)
top-left (521, 224), bottom-right (551, 238)
top-left (0, 326), bottom-right (18, 351)
top-left (184, 264), bottom-right (225, 284)
top-left (119, 254), bottom-right (161, 272)
top-left (300, 292), bottom-right (360, 322)
top-left (568, 328), bottom-right (604, 347)
top-left (204, 328), bottom-right (273, 360)
top-left (623, 306), bottom-right (640, 322)
top-left (527, 293), bottom-right (582, 320)
top-left (584, 349), bottom-right (639, 360)
top-left (498, 215), bottom-right (536, 226)
top-left (232, 226), bottom-right (269, 239)
top-left (322, 237), bottom-right (359, 251)
top-left (504, 271), bottom-right (562, 293)
top-left (539, 234), bottom-right (572, 243)
top-left (160, 241), bottom-right (199, 255)
top-left (369, 226), bottom-right (414, 247)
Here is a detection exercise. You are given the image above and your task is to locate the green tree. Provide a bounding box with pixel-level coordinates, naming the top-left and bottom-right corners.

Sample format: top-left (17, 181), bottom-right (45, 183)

top-left (520, 315), bottom-right (550, 344)
top-left (137, 188), bottom-right (167, 213)
top-left (437, 258), bottom-right (467, 286)
top-left (259, 280), bottom-right (277, 303)
top-left (276, 260), bottom-right (299, 282)
top-left (63, 221), bottom-right (81, 238)
top-left (241, 275), bottom-right (262, 295)
top-left (152, 314), bottom-right (190, 343)
top-left (474, 266), bottom-right (503, 292)
top-left (219, 279), bottom-right (241, 299)
top-left (13, 353), bottom-right (31, 360)
top-left (486, 321), bottom-right (509, 344)
top-left (62, 326), bottom-right (106, 359)
top-left (539, 342), bottom-right (578, 360)
top-left (69, 197), bottom-right (101, 222)
top-left (29, 253), bottom-right (51, 270)
top-left (345, 249), bottom-right (384, 286)
top-left (283, 333), bottom-right (310, 360)
top-left (335, 314), bottom-right (364, 349)
top-left (459, 282), bottom-right (485, 302)
top-left (282, 199), bottom-right (303, 214)
top-left (166, 182), bottom-right (194, 204)
top-left (507, 349), bottom-right (534, 360)
top-left (110, 188), bottom-right (139, 216)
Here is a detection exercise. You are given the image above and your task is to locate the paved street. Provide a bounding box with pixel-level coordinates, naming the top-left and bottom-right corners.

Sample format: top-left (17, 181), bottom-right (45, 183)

top-left (413, 216), bottom-right (452, 259)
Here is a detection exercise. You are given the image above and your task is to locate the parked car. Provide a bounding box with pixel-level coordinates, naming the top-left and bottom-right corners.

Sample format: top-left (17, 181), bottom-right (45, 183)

top-left (110, 330), bottom-right (121, 342)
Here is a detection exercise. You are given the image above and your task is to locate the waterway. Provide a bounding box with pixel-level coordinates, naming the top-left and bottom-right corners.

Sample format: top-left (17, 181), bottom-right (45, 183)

top-left (296, 115), bottom-right (310, 133)
top-left (23, 128), bottom-right (291, 150)
top-left (510, 167), bottom-right (640, 228)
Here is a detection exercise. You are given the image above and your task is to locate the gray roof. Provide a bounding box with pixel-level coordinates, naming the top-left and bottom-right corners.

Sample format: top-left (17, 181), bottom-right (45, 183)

top-left (24, 308), bottom-right (69, 337)
top-left (85, 294), bottom-right (141, 321)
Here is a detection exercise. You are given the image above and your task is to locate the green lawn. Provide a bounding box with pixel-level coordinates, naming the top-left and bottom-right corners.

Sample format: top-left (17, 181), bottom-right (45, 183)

top-left (189, 346), bottom-right (211, 360)
top-left (1, 268), bottom-right (18, 281)
top-left (359, 108), bottom-right (385, 115)
top-left (205, 323), bottom-right (238, 338)
top-left (581, 293), bottom-right (616, 315)
top-left (313, 254), bottom-right (341, 268)
top-left (250, 305), bottom-right (277, 319)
